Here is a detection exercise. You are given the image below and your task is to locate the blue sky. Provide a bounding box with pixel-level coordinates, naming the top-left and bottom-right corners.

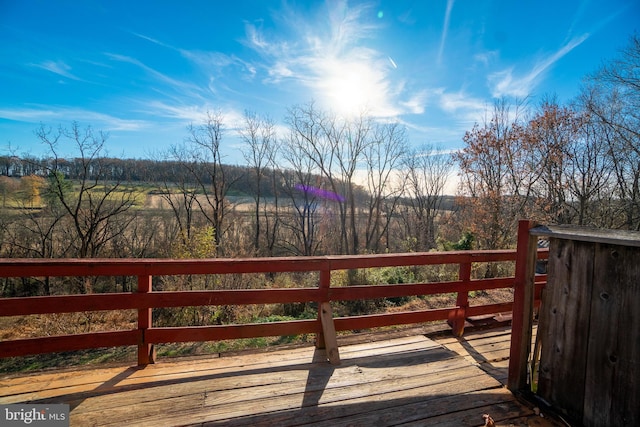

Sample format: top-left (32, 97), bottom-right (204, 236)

top-left (1, 0), bottom-right (638, 162)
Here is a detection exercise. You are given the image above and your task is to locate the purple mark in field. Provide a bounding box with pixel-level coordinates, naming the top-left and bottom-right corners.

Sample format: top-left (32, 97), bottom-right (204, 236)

top-left (294, 184), bottom-right (346, 202)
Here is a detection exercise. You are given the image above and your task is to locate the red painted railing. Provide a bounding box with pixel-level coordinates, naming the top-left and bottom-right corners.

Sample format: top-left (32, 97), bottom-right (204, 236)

top-left (0, 242), bottom-right (547, 366)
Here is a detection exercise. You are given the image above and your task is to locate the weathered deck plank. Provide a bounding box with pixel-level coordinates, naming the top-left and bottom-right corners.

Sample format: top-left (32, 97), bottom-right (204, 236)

top-left (0, 329), bottom-right (553, 426)
top-left (435, 324), bottom-right (538, 385)
top-left (0, 336), bottom-right (440, 402)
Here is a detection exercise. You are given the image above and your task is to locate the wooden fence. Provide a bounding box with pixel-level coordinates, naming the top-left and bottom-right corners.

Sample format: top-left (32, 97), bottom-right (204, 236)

top-left (0, 225), bottom-right (547, 367)
top-left (532, 224), bottom-right (640, 426)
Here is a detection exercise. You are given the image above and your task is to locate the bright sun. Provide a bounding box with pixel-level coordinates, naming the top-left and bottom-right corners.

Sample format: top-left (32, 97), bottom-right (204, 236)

top-left (326, 70), bottom-right (368, 116)
top-left (320, 59), bottom-right (384, 117)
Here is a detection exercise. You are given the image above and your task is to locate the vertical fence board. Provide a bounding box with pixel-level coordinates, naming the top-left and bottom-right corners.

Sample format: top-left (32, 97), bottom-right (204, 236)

top-left (450, 261), bottom-right (471, 337)
top-left (507, 220), bottom-right (538, 391)
top-left (315, 269), bottom-right (331, 350)
top-left (319, 302), bottom-right (340, 365)
top-left (537, 239), bottom-right (593, 421)
top-left (137, 275), bottom-right (155, 365)
top-left (583, 244), bottom-right (640, 426)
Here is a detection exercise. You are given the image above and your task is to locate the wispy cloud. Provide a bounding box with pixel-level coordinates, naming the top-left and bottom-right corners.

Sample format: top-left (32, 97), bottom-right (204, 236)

top-left (143, 101), bottom-right (245, 130)
top-left (105, 53), bottom-right (204, 99)
top-left (473, 50), bottom-right (498, 67)
top-left (438, 0), bottom-right (455, 65)
top-left (31, 60), bottom-right (82, 81)
top-left (437, 88), bottom-right (488, 126)
top-left (564, 0), bottom-right (589, 43)
top-left (0, 106), bottom-right (150, 131)
top-left (488, 34), bottom-right (589, 97)
top-left (439, 91), bottom-right (483, 113)
top-left (400, 91), bottom-right (428, 114)
top-left (183, 50), bottom-right (257, 80)
top-left (586, 6), bottom-right (628, 38)
top-left (142, 101), bottom-right (211, 123)
top-left (131, 32), bottom-right (259, 102)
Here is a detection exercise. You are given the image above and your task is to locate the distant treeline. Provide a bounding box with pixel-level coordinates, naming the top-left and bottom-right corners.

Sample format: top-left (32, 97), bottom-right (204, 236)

top-left (0, 155), bottom-right (284, 198)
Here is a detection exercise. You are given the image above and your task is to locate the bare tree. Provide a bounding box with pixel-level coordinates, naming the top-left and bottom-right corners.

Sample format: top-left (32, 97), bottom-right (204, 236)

top-left (285, 103), bottom-right (373, 254)
top-left (3, 197), bottom-right (68, 295)
top-left (155, 150), bottom-right (200, 250)
top-left (181, 111), bottom-right (241, 254)
top-left (284, 103), bottom-right (342, 253)
top-left (595, 35), bottom-right (640, 141)
top-left (240, 111), bottom-right (277, 255)
top-left (279, 132), bottom-right (324, 256)
top-left (329, 113), bottom-right (371, 254)
top-left (583, 36), bottom-right (640, 229)
top-left (401, 144), bottom-right (452, 251)
top-left (262, 147), bottom-right (282, 257)
top-left (564, 97), bottom-right (615, 226)
top-left (363, 122), bottom-right (407, 253)
top-left (36, 123), bottom-right (138, 260)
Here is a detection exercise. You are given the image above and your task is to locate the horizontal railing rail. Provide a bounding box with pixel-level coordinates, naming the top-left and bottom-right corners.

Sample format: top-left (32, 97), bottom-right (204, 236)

top-left (0, 248), bottom-right (548, 366)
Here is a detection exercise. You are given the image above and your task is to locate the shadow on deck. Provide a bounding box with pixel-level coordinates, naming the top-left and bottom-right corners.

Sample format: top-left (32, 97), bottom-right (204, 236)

top-left (0, 326), bottom-right (558, 426)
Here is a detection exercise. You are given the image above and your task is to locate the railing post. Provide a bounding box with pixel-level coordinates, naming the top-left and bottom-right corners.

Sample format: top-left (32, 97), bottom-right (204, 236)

top-left (137, 275), bottom-right (155, 366)
top-left (508, 220), bottom-right (538, 391)
top-left (450, 259), bottom-right (471, 337)
top-left (316, 268), bottom-right (340, 365)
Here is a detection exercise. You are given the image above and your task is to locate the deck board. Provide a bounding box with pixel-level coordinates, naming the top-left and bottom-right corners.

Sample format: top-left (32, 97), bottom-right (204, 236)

top-left (1, 327), bottom-right (557, 426)
top-left (434, 324), bottom-right (538, 385)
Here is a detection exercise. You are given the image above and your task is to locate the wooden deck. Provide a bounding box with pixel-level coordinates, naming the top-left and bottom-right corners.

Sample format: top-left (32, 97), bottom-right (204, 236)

top-left (0, 326), bottom-right (557, 426)
top-left (434, 324), bottom-right (532, 385)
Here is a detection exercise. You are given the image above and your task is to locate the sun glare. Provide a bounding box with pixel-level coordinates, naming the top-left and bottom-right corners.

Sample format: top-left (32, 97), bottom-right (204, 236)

top-left (320, 59), bottom-right (384, 117)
